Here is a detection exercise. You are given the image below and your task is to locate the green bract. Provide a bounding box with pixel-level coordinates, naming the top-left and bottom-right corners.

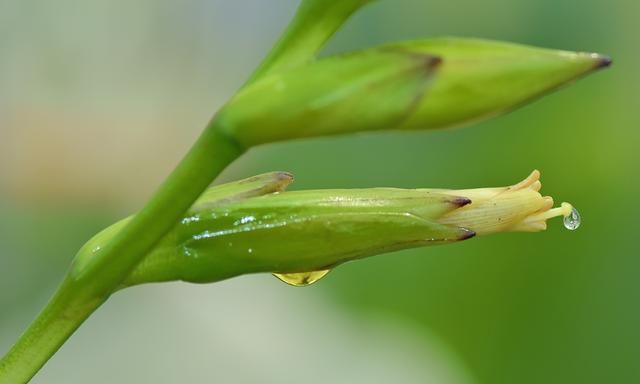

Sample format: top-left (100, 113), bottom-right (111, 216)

top-left (220, 37), bottom-right (609, 148)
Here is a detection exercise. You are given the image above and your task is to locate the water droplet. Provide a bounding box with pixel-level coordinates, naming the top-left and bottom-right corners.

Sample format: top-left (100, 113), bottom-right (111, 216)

top-left (273, 269), bottom-right (331, 287)
top-left (563, 206), bottom-right (581, 230)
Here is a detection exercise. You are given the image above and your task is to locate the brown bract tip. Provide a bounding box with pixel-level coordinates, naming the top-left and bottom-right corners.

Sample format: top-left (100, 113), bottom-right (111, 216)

top-left (596, 55), bottom-right (613, 68)
top-left (275, 171), bottom-right (294, 183)
top-left (451, 196), bottom-right (472, 207)
top-left (459, 228), bottom-right (476, 240)
top-left (423, 55), bottom-right (443, 71)
top-left (379, 47), bottom-right (442, 73)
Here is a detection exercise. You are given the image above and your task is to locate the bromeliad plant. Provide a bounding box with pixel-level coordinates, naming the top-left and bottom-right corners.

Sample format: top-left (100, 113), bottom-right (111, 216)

top-left (0, 0), bottom-right (609, 382)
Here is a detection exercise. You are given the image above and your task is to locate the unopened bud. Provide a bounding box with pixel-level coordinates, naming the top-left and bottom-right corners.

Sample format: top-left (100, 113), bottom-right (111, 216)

top-left (217, 37), bottom-right (609, 148)
top-left (84, 170), bottom-right (576, 287)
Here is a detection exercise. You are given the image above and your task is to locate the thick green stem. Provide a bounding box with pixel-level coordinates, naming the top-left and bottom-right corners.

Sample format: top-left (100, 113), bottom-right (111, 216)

top-left (0, 122), bottom-right (242, 384)
top-left (246, 0), bottom-right (375, 83)
top-left (67, 124), bottom-right (242, 293)
top-left (0, 281), bottom-right (102, 384)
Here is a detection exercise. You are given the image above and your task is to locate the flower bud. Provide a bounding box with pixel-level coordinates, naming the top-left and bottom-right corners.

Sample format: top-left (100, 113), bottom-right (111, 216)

top-left (217, 37), bottom-right (609, 148)
top-left (87, 170), bottom-right (575, 287)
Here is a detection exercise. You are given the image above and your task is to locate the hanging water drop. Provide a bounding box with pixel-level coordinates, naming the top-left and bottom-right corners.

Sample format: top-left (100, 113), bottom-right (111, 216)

top-left (273, 269), bottom-right (331, 287)
top-left (563, 206), bottom-right (581, 230)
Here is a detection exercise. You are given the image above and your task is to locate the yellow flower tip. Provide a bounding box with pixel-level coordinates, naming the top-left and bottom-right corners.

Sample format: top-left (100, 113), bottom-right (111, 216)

top-left (508, 169), bottom-right (541, 191)
top-left (439, 170), bottom-right (575, 235)
top-left (512, 200), bottom-right (575, 233)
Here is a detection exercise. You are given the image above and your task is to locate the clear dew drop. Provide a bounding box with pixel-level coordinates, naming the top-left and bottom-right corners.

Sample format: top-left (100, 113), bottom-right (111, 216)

top-left (273, 269), bottom-right (331, 287)
top-left (563, 206), bottom-right (581, 231)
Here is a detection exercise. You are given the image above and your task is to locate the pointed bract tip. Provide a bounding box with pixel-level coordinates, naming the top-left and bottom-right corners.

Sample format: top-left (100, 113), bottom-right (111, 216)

top-left (425, 55), bottom-right (443, 71)
top-left (271, 172), bottom-right (294, 192)
top-left (275, 171), bottom-right (295, 183)
top-left (407, 54), bottom-right (442, 76)
top-left (595, 54), bottom-right (613, 69)
top-left (451, 196), bottom-right (472, 207)
top-left (459, 228), bottom-right (476, 240)
top-left (381, 47), bottom-right (443, 72)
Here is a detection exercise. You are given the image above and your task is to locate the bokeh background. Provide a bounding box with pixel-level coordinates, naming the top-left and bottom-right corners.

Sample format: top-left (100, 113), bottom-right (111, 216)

top-left (1, 0), bottom-right (637, 383)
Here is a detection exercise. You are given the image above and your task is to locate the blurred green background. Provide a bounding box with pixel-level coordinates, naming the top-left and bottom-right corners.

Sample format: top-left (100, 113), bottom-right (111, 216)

top-left (1, 0), bottom-right (637, 383)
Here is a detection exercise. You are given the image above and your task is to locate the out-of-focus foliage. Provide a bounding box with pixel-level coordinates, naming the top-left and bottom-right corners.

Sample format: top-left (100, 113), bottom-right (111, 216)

top-left (0, 0), bottom-right (637, 383)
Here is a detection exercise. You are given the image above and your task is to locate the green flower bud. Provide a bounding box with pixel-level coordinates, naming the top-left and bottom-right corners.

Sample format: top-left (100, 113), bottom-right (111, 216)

top-left (218, 38), bottom-right (609, 148)
top-left (74, 171), bottom-right (574, 288)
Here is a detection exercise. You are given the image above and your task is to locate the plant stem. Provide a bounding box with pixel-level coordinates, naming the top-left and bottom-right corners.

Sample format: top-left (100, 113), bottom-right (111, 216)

top-left (246, 0), bottom-right (375, 83)
top-left (0, 123), bottom-right (242, 384)
top-left (0, 281), bottom-right (103, 384)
